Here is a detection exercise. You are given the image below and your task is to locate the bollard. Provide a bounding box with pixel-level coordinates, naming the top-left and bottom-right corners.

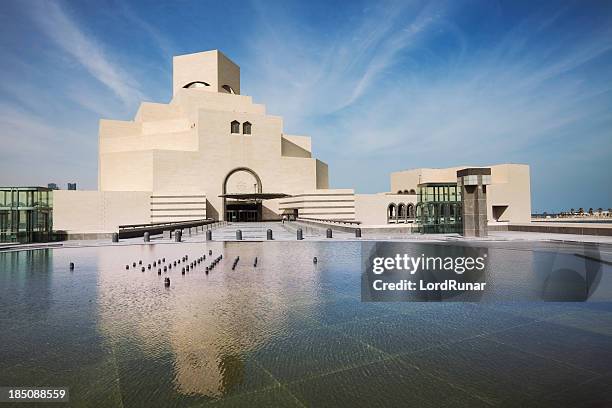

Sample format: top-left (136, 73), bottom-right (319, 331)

top-left (313, 257), bottom-right (318, 264)
top-left (355, 228), bottom-right (361, 238)
top-left (144, 232), bottom-right (150, 242)
top-left (297, 228), bottom-right (303, 240)
top-left (141, 267), bottom-right (145, 272)
top-left (254, 257), bottom-right (258, 267)
top-left (175, 229), bottom-right (182, 242)
top-left (69, 262), bottom-right (75, 270)
top-left (267, 229), bottom-right (273, 240)
top-left (236, 229), bottom-right (242, 240)
top-left (158, 268), bottom-right (161, 275)
top-left (206, 230), bottom-right (212, 241)
top-left (164, 277), bottom-right (170, 287)
top-left (112, 233), bottom-right (119, 243)
top-left (326, 228), bottom-right (333, 239)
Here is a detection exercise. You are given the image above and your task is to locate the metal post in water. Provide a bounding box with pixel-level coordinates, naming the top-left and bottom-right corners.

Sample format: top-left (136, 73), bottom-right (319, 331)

top-left (326, 228), bottom-right (333, 238)
top-left (355, 228), bottom-right (361, 238)
top-left (175, 229), bottom-right (182, 242)
top-left (144, 232), bottom-right (150, 242)
top-left (112, 233), bottom-right (119, 243)
top-left (297, 228), bottom-right (303, 240)
top-left (267, 229), bottom-right (273, 240)
top-left (206, 229), bottom-right (212, 241)
top-left (236, 230), bottom-right (242, 240)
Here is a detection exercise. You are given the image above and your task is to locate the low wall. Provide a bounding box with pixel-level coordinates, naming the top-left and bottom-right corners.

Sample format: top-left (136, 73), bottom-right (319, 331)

top-left (295, 218), bottom-right (360, 233)
top-left (296, 219), bottom-right (416, 235)
top-left (57, 232), bottom-right (115, 241)
top-left (297, 218), bottom-right (612, 237)
top-left (508, 223), bottom-right (612, 236)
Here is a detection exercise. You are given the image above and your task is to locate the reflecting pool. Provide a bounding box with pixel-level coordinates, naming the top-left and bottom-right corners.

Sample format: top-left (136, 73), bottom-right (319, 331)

top-left (1, 241), bottom-right (611, 407)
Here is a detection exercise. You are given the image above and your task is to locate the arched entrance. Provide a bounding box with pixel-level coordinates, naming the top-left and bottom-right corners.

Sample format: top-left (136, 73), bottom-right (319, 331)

top-left (223, 167), bottom-right (262, 222)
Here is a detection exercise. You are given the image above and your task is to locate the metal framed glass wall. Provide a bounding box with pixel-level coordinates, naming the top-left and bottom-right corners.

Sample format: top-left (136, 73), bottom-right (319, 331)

top-left (225, 200), bottom-right (261, 222)
top-left (415, 183), bottom-right (462, 233)
top-left (0, 187), bottom-right (53, 243)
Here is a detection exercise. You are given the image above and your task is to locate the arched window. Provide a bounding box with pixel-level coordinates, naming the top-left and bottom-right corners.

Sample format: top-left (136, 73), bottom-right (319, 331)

top-left (398, 203), bottom-right (406, 219)
top-left (243, 121), bottom-right (252, 135)
top-left (231, 120), bottom-right (240, 134)
top-left (387, 203), bottom-right (396, 223)
top-left (409, 189), bottom-right (416, 195)
top-left (222, 84), bottom-right (236, 94)
top-left (397, 190), bottom-right (403, 194)
top-left (407, 203), bottom-right (415, 219)
top-left (403, 190), bottom-right (409, 194)
top-left (183, 81), bottom-right (210, 89)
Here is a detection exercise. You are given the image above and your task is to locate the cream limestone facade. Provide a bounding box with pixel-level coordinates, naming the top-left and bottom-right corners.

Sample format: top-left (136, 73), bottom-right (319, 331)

top-left (54, 50), bottom-right (330, 233)
top-left (53, 50), bottom-right (532, 234)
top-left (389, 164), bottom-right (532, 223)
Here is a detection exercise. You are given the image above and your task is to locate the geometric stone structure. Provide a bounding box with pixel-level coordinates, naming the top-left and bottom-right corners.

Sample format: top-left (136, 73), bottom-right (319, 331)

top-left (49, 49), bottom-right (533, 235)
top-left (457, 167), bottom-right (491, 237)
top-left (391, 164), bottom-right (531, 224)
top-left (53, 50), bottom-right (340, 232)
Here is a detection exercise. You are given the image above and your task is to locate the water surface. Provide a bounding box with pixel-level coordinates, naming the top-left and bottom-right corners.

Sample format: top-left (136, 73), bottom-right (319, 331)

top-left (1, 241), bottom-right (611, 407)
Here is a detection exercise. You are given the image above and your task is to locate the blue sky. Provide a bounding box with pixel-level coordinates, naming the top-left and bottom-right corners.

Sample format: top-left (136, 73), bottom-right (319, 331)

top-left (0, 0), bottom-right (611, 212)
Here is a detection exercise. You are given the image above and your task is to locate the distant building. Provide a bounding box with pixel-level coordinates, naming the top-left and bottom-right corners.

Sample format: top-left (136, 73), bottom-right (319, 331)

top-left (67, 183), bottom-right (77, 190)
top-left (47, 183), bottom-right (59, 190)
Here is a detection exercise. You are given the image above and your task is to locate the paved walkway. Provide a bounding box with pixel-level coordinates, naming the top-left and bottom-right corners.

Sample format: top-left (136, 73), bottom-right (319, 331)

top-left (4, 222), bottom-right (612, 253)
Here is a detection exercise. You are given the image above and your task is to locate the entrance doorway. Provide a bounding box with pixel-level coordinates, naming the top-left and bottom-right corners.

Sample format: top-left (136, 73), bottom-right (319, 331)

top-left (225, 201), bottom-right (261, 222)
top-left (222, 167), bottom-right (263, 222)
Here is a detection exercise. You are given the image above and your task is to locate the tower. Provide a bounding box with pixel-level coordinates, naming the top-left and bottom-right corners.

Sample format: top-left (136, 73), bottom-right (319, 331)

top-left (172, 50), bottom-right (240, 96)
top-left (457, 168), bottom-right (491, 237)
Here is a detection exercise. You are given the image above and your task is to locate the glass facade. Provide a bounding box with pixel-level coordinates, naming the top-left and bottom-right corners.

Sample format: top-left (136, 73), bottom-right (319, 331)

top-left (415, 183), bottom-right (462, 233)
top-left (0, 187), bottom-right (53, 243)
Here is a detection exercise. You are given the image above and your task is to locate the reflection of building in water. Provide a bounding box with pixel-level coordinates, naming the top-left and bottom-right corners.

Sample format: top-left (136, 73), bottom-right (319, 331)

top-left (95, 243), bottom-right (319, 397)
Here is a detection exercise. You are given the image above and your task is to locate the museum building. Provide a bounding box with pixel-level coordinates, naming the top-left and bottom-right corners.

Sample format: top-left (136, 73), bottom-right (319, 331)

top-left (50, 50), bottom-right (531, 236)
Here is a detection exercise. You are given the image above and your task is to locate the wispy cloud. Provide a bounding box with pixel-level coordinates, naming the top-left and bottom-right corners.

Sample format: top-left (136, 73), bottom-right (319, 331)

top-left (0, 102), bottom-right (96, 185)
top-left (28, 1), bottom-right (148, 107)
top-left (247, 1), bottom-right (446, 119)
top-left (244, 1), bottom-right (612, 209)
top-left (0, 0), bottom-right (609, 209)
top-left (116, 3), bottom-right (175, 59)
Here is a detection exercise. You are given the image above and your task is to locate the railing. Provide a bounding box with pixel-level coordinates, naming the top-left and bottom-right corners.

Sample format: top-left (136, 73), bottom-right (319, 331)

top-left (118, 219), bottom-right (223, 239)
top-left (297, 217), bottom-right (361, 225)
